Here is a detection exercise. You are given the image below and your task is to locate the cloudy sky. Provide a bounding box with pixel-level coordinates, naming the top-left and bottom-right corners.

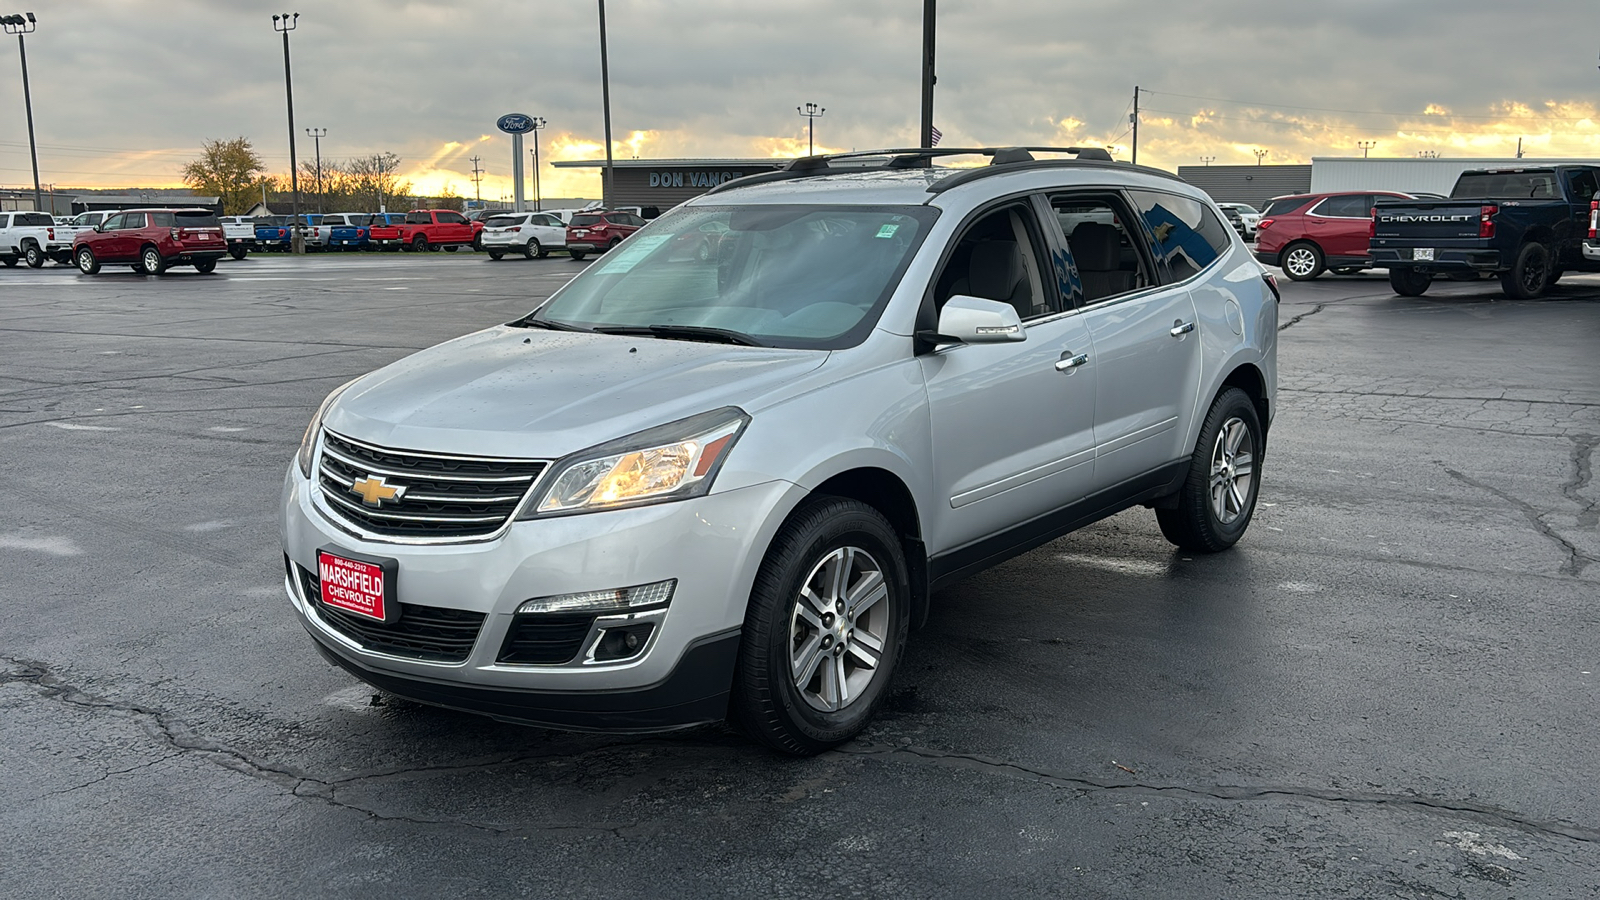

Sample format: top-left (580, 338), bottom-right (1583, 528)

top-left (2, 0), bottom-right (1598, 200)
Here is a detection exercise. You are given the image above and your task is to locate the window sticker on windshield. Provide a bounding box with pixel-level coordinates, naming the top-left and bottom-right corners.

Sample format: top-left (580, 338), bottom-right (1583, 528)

top-left (874, 224), bottom-right (900, 239)
top-left (595, 234), bottom-right (671, 274)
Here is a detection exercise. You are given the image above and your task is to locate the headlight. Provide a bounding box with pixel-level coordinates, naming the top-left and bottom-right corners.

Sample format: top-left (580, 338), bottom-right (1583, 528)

top-left (523, 407), bottom-right (748, 517)
top-left (296, 379), bottom-right (358, 478)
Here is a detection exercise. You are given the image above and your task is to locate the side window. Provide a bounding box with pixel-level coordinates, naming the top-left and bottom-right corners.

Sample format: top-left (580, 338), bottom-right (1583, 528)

top-left (101, 214), bottom-right (125, 230)
top-left (1127, 191), bottom-right (1226, 281)
top-left (404, 212), bottom-right (429, 225)
top-left (1046, 194), bottom-right (1154, 305)
top-left (1314, 195), bottom-right (1370, 218)
top-left (121, 214), bottom-right (146, 230)
top-left (439, 212), bottom-right (467, 225)
top-left (150, 212), bottom-right (175, 228)
top-left (931, 204), bottom-right (1057, 321)
top-left (1566, 169), bottom-right (1599, 202)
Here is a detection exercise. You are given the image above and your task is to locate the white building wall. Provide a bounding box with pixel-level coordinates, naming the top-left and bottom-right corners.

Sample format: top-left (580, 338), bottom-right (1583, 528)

top-left (1311, 157), bottom-right (1600, 197)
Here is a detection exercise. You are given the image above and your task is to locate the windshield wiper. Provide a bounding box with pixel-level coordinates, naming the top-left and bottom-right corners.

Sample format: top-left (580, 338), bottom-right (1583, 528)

top-left (508, 315), bottom-right (593, 333)
top-left (593, 324), bottom-right (767, 346)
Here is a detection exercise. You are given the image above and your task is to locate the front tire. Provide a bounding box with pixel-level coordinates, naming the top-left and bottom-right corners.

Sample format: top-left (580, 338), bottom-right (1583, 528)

top-left (1500, 242), bottom-right (1551, 300)
top-left (194, 259), bottom-right (217, 274)
top-left (1281, 242), bottom-right (1324, 281)
top-left (486, 249), bottom-right (505, 260)
top-left (228, 246), bottom-right (247, 260)
top-left (139, 246), bottom-right (166, 276)
top-left (732, 497), bottom-right (909, 756)
top-left (75, 246), bottom-right (100, 274)
top-left (1156, 387), bottom-right (1264, 553)
top-left (23, 244), bottom-right (44, 268)
top-left (1388, 267), bottom-right (1432, 297)
top-left (569, 250), bottom-right (587, 261)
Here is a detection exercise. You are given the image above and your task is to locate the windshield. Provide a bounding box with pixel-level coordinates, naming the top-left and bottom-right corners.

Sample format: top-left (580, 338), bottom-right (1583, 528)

top-left (531, 204), bottom-right (938, 350)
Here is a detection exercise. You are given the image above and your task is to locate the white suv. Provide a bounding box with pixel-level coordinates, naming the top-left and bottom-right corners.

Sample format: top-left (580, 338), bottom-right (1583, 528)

top-left (480, 212), bottom-right (568, 259)
top-left (281, 147), bottom-right (1278, 754)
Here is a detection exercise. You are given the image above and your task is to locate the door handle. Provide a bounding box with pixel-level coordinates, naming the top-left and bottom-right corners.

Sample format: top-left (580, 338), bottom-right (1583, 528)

top-left (1055, 352), bottom-right (1089, 372)
top-left (1170, 320), bottom-right (1195, 337)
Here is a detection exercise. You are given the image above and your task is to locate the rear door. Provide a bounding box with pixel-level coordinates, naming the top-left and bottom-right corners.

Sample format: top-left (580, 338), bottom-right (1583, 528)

top-left (436, 211), bottom-right (472, 243)
top-left (530, 214), bottom-right (567, 246)
top-left (1304, 194), bottom-right (1373, 259)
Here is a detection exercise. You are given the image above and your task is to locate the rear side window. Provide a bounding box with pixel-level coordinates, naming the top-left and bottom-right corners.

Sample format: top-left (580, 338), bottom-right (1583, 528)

top-left (1311, 194), bottom-right (1371, 218)
top-left (1127, 191), bottom-right (1229, 281)
top-left (150, 212), bottom-right (176, 227)
top-left (1262, 196), bottom-right (1315, 216)
top-left (405, 212), bottom-right (431, 224)
top-left (1566, 169), bottom-right (1600, 202)
top-left (17, 212), bottom-right (53, 226)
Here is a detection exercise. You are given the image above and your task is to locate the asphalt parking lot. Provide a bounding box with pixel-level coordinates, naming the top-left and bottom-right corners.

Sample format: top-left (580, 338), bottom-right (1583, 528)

top-left (2, 253), bottom-right (1597, 898)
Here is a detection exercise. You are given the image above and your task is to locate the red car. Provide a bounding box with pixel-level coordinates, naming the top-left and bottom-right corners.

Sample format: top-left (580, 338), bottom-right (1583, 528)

top-left (1254, 190), bottom-right (1412, 280)
top-left (565, 210), bottom-right (646, 261)
top-left (396, 209), bottom-right (475, 253)
top-left (73, 208), bottom-right (228, 275)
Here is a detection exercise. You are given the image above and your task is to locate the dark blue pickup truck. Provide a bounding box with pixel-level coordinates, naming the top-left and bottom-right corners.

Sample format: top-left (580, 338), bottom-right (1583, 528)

top-left (1371, 165), bottom-right (1600, 298)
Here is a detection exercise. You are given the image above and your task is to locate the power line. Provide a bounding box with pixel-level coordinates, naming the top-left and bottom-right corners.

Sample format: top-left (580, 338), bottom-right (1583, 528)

top-left (1142, 89), bottom-right (1590, 122)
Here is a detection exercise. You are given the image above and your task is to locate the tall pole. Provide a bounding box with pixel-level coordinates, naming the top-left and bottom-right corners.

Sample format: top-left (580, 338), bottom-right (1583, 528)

top-left (1131, 85), bottom-right (1140, 166)
top-left (530, 117), bottom-right (546, 212)
top-left (306, 127), bottom-right (326, 213)
top-left (1357, 140), bottom-right (1377, 159)
top-left (797, 103), bottom-right (825, 156)
top-left (597, 0), bottom-right (614, 208)
top-left (3, 13), bottom-right (41, 210)
top-left (273, 13), bottom-right (304, 253)
top-left (919, 0), bottom-right (935, 149)
top-left (512, 132), bottom-right (525, 212)
top-left (470, 154), bottom-right (483, 202)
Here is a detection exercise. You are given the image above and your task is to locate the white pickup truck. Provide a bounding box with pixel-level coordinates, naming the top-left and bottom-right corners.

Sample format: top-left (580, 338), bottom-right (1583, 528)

top-left (219, 216), bottom-right (257, 259)
top-left (0, 210), bottom-right (58, 268)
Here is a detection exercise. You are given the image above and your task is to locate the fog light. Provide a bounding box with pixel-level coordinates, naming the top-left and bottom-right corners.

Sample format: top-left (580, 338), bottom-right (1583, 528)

top-left (593, 623), bottom-right (656, 662)
top-left (516, 579), bottom-right (675, 615)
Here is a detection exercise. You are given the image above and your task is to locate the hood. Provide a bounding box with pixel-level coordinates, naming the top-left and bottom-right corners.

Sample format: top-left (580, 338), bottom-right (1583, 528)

top-left (324, 325), bottom-right (829, 458)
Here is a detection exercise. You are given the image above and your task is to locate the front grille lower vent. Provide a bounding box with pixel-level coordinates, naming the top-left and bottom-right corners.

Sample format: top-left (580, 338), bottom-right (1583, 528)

top-left (497, 614), bottom-right (598, 666)
top-left (299, 565), bottom-right (484, 663)
top-left (316, 430), bottom-right (546, 540)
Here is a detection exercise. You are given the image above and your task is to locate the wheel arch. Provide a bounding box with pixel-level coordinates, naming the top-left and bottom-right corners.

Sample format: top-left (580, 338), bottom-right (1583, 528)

top-left (793, 464), bottom-right (929, 630)
top-left (1220, 363), bottom-right (1270, 438)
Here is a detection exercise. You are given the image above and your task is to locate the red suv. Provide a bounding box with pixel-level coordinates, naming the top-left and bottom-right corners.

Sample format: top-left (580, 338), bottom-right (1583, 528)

top-left (73, 208), bottom-right (228, 275)
top-left (1254, 191), bottom-right (1412, 280)
top-left (565, 210), bottom-right (645, 261)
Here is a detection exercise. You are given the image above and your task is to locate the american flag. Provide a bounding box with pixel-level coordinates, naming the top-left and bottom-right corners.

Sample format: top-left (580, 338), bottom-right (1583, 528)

top-left (929, 125), bottom-right (942, 147)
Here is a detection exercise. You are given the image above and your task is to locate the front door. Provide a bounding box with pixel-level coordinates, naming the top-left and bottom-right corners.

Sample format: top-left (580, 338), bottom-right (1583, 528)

top-left (1303, 193), bottom-right (1372, 260)
top-left (920, 200), bottom-right (1099, 555)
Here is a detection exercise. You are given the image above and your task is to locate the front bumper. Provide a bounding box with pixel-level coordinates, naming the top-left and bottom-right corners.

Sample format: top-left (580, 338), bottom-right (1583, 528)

top-left (1370, 247), bottom-right (1502, 272)
top-left (280, 462), bottom-right (799, 731)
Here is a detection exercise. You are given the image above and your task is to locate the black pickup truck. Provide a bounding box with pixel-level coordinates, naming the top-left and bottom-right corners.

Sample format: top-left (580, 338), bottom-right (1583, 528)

top-left (1371, 165), bottom-right (1600, 298)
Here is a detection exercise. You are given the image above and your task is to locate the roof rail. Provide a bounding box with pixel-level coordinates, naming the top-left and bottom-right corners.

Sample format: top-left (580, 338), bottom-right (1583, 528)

top-left (704, 146), bottom-right (1120, 196)
top-left (927, 157), bottom-right (1187, 194)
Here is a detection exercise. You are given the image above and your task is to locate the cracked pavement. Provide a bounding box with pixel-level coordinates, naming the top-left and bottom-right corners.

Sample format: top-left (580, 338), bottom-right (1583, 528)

top-left (2, 255), bottom-right (1598, 898)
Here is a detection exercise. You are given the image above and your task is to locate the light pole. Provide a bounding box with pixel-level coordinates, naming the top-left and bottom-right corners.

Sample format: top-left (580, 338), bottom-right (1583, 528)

top-left (597, 0), bottom-right (614, 209)
top-left (527, 116), bottom-right (547, 211)
top-left (796, 103), bottom-right (825, 156)
top-left (2, 12), bottom-right (41, 211)
top-left (919, 0), bottom-right (935, 148)
top-left (272, 12), bottom-right (304, 253)
top-left (306, 127), bottom-right (326, 213)
top-left (1253, 149), bottom-right (1270, 166)
top-left (1357, 140), bottom-right (1377, 158)
top-left (1199, 155), bottom-right (1216, 166)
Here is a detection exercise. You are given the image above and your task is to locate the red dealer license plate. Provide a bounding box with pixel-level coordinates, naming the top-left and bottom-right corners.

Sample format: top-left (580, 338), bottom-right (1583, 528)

top-left (316, 548), bottom-right (398, 623)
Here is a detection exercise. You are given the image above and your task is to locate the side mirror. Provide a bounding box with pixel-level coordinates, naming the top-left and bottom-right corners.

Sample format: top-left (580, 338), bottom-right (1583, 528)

top-left (932, 295), bottom-right (1027, 344)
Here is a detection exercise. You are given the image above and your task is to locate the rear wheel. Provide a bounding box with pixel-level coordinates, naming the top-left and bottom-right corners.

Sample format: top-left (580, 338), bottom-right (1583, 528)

top-left (1, 255), bottom-right (16, 267)
top-left (569, 250), bottom-right (587, 261)
top-left (1499, 242), bottom-right (1551, 300)
top-left (1281, 242), bottom-right (1324, 281)
top-left (1156, 387), bottom-right (1264, 553)
top-left (1388, 267), bottom-right (1432, 297)
top-left (75, 246), bottom-right (100, 275)
top-left (732, 497), bottom-right (909, 755)
top-left (194, 259), bottom-right (217, 274)
top-left (410, 236), bottom-right (428, 253)
top-left (523, 238), bottom-right (541, 260)
top-left (607, 237), bottom-right (621, 251)
top-left (139, 246), bottom-right (166, 276)
top-left (1331, 266), bottom-right (1361, 276)
top-left (23, 244), bottom-right (44, 268)
top-left (444, 245), bottom-right (458, 253)
top-left (486, 249), bottom-right (505, 260)
top-left (228, 245), bottom-right (247, 260)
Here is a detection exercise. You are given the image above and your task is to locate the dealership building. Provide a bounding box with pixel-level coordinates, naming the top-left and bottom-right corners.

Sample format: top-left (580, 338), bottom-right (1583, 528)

top-left (551, 158), bottom-right (785, 214)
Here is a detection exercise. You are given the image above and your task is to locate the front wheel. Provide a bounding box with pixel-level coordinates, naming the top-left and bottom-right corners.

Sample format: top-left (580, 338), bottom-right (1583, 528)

top-left (486, 249), bottom-right (505, 260)
top-left (1500, 242), bottom-right (1551, 300)
top-left (75, 246), bottom-right (100, 275)
top-left (1388, 267), bottom-right (1432, 297)
top-left (569, 250), bottom-right (587, 261)
top-left (1156, 387), bottom-right (1264, 553)
top-left (0, 255), bottom-right (17, 268)
top-left (23, 244), bottom-right (44, 268)
top-left (1281, 242), bottom-right (1324, 281)
top-left (444, 245), bottom-right (458, 253)
top-left (228, 246), bottom-right (247, 260)
top-left (194, 259), bottom-right (217, 274)
top-left (139, 246), bottom-right (166, 276)
top-left (732, 497), bottom-right (909, 756)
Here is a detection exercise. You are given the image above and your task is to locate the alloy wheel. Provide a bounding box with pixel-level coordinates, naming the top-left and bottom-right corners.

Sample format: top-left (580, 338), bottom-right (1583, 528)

top-left (1284, 247), bottom-right (1317, 278)
top-left (1209, 417), bottom-right (1256, 525)
top-left (788, 546), bottom-right (889, 713)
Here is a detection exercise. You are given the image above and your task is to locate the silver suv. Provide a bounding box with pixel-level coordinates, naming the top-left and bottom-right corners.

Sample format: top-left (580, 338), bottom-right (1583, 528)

top-left (280, 148), bottom-right (1278, 754)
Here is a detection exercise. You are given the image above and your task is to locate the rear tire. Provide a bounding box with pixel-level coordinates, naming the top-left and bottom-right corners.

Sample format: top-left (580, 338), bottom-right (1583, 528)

top-left (523, 238), bottom-right (541, 260)
top-left (1281, 242), bottom-right (1324, 281)
top-left (1388, 267), bottom-right (1432, 297)
top-left (1499, 242), bottom-right (1551, 300)
top-left (1156, 387), bottom-right (1264, 553)
top-left (487, 249), bottom-right (505, 260)
top-left (75, 246), bottom-right (100, 275)
top-left (444, 245), bottom-right (458, 253)
top-left (732, 497), bottom-right (909, 756)
top-left (1, 256), bottom-right (17, 267)
top-left (569, 250), bottom-right (587, 261)
top-left (194, 259), bottom-right (217, 274)
top-left (23, 244), bottom-right (44, 268)
top-left (228, 246), bottom-right (247, 260)
top-left (410, 236), bottom-right (428, 253)
top-left (139, 246), bottom-right (166, 276)
top-left (607, 237), bottom-right (621, 251)
top-left (1331, 266), bottom-right (1361, 275)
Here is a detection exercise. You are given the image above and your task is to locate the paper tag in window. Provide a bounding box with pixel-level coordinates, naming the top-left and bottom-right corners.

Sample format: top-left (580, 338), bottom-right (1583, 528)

top-left (596, 234), bottom-right (672, 274)
top-left (874, 224), bottom-right (900, 239)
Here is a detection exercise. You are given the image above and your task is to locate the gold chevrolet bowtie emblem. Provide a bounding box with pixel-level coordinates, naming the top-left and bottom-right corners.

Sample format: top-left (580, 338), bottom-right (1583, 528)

top-left (350, 475), bottom-right (404, 507)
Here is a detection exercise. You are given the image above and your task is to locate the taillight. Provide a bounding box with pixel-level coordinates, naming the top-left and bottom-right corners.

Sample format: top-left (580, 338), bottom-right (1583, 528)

top-left (1479, 204), bottom-right (1497, 239)
top-left (1262, 272), bottom-right (1281, 302)
top-left (1369, 207), bottom-right (1377, 241)
top-left (171, 228), bottom-right (181, 240)
top-left (1258, 218), bottom-right (1274, 231)
top-left (509, 226), bottom-right (521, 233)
top-left (1589, 200), bottom-right (1597, 239)
top-left (47, 227), bottom-right (54, 240)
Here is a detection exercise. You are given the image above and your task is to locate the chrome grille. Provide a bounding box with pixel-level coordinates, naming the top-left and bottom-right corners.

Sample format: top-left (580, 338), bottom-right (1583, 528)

top-left (316, 430), bottom-right (546, 540)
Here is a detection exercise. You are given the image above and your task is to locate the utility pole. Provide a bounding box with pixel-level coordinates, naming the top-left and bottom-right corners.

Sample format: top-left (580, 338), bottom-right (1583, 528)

top-left (470, 155), bottom-right (484, 203)
top-left (919, 0), bottom-right (936, 149)
top-left (306, 127), bottom-right (326, 213)
top-left (272, 13), bottom-right (304, 253)
top-left (797, 103), bottom-right (825, 156)
top-left (597, 0), bottom-right (615, 208)
top-left (528, 117), bottom-right (546, 211)
top-left (1131, 85), bottom-right (1139, 166)
top-left (2, 12), bottom-right (41, 211)
top-left (1516, 137), bottom-right (1524, 159)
